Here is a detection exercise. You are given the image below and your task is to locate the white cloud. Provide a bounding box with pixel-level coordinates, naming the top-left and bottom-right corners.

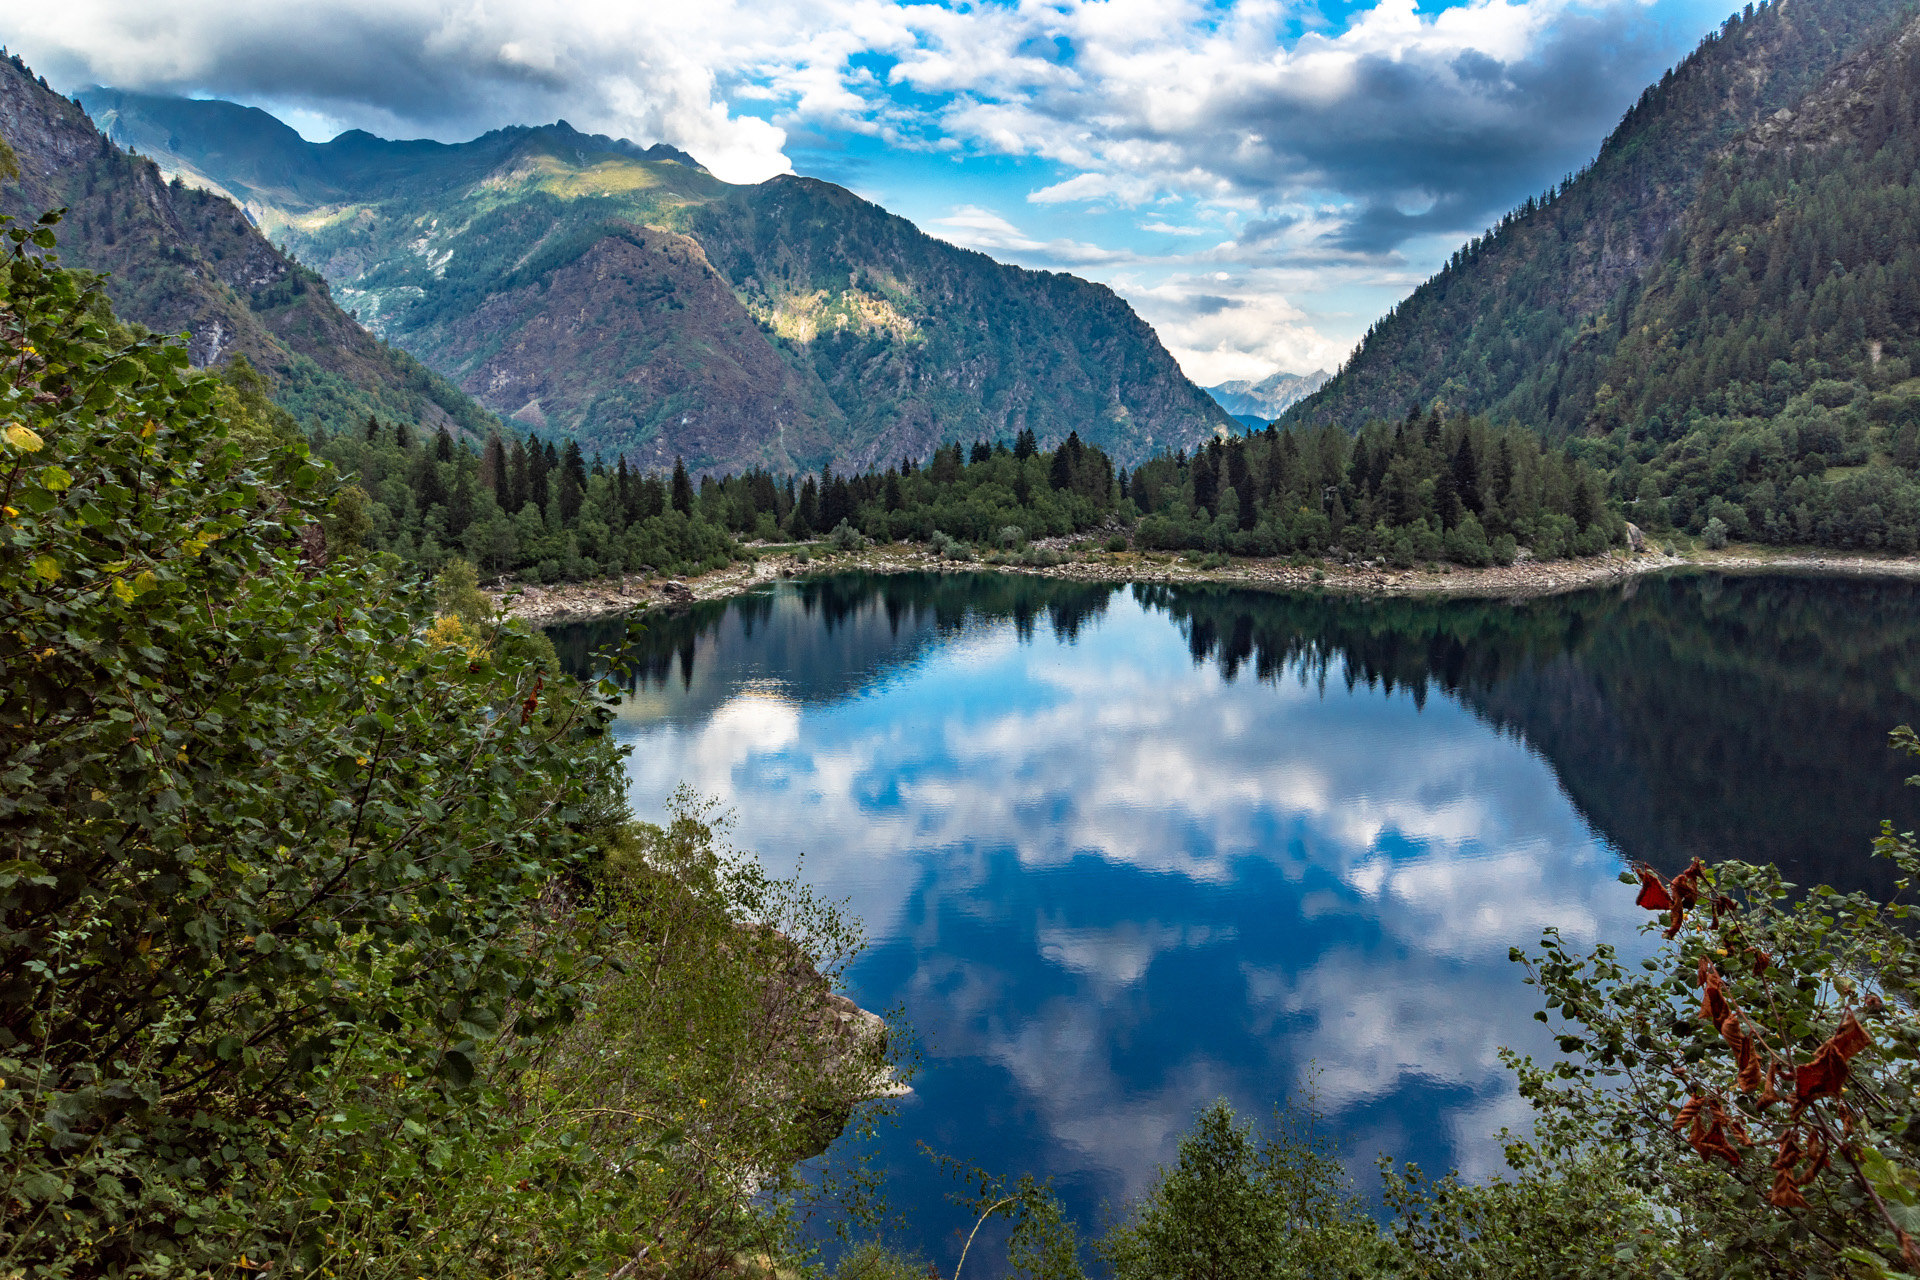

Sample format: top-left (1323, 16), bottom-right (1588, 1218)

top-left (927, 205), bottom-right (1135, 266)
top-left (6, 0), bottom-right (1716, 373)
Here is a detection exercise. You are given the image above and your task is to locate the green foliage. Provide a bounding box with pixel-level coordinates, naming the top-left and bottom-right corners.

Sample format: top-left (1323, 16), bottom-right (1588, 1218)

top-left (0, 216), bottom-right (897, 1278)
top-left (433, 555), bottom-right (492, 629)
top-left (0, 211), bottom-right (628, 1273)
top-left (1096, 1098), bottom-right (1380, 1280)
top-left (1501, 746), bottom-right (1920, 1277)
top-left (1132, 417), bottom-right (1618, 564)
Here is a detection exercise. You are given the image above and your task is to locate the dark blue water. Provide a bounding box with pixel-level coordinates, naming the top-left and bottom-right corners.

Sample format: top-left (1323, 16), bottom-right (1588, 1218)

top-left (554, 570), bottom-right (1920, 1265)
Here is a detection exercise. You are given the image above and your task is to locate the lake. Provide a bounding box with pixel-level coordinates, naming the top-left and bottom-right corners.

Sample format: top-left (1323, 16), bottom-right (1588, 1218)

top-left (551, 569), bottom-right (1920, 1265)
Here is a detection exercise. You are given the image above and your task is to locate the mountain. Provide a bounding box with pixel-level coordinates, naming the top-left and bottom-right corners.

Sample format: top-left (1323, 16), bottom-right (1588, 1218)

top-left (0, 56), bottom-right (498, 439)
top-left (83, 89), bottom-right (1231, 474)
top-left (1283, 0), bottom-right (1920, 550)
top-left (1205, 369), bottom-right (1330, 424)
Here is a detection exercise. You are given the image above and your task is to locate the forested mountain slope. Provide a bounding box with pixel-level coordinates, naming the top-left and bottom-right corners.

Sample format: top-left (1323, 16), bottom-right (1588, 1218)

top-left (1286, 0), bottom-right (1920, 548)
top-left (1286, 0), bottom-right (1911, 434)
top-left (84, 89), bottom-right (1230, 475)
top-left (0, 56), bottom-right (496, 438)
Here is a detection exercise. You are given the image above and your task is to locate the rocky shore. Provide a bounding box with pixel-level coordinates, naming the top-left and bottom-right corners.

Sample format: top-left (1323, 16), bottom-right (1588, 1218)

top-left (493, 539), bottom-right (1920, 625)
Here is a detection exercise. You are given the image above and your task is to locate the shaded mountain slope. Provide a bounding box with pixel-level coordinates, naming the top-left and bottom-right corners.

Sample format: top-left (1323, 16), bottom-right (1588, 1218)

top-left (79, 91), bottom-right (1230, 474)
top-left (0, 58), bottom-right (498, 438)
top-left (1283, 0), bottom-right (1914, 435)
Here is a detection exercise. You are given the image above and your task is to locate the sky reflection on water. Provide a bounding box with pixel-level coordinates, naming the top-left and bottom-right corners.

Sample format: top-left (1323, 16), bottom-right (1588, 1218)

top-left (558, 571), bottom-right (1920, 1265)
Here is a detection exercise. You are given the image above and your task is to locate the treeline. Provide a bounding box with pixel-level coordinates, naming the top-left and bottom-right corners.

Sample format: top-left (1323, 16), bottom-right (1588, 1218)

top-left (319, 411), bottom-right (1623, 583)
top-left (1129, 411), bottom-right (1621, 564)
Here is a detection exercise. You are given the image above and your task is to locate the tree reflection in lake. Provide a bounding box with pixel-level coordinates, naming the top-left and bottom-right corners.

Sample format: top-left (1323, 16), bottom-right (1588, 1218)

top-left (552, 570), bottom-right (1920, 1266)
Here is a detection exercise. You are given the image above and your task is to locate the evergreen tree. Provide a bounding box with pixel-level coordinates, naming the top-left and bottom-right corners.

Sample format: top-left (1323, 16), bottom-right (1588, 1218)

top-left (483, 432), bottom-right (509, 507)
top-left (526, 435), bottom-right (551, 514)
top-left (1191, 448), bottom-right (1218, 515)
top-left (559, 440), bottom-right (587, 523)
top-left (413, 446), bottom-right (448, 512)
top-left (449, 467), bottom-right (475, 539)
top-left (671, 456), bottom-right (695, 516)
top-left (507, 437), bottom-right (531, 513)
top-left (1049, 444), bottom-right (1073, 491)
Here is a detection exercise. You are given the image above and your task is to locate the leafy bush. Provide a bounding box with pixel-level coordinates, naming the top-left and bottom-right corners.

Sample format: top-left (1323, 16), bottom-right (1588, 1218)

top-left (0, 218), bottom-right (897, 1278)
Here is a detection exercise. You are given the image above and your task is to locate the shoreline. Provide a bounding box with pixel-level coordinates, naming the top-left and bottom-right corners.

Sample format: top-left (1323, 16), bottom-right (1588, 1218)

top-left (492, 541), bottom-right (1920, 625)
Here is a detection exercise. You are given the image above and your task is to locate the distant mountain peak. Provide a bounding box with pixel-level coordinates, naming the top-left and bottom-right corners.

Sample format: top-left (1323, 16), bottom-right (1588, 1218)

top-left (1205, 369), bottom-right (1331, 423)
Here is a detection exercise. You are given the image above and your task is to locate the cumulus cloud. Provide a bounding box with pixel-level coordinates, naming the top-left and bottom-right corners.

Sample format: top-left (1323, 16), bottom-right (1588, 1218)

top-left (2, 0), bottom-right (1713, 372)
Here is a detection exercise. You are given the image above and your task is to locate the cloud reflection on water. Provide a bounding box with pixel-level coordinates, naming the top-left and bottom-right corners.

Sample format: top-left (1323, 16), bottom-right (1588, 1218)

top-left (609, 583), bottom-right (1650, 1244)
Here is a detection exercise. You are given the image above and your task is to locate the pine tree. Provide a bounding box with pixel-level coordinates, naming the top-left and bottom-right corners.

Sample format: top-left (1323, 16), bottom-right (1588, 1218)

top-left (449, 468), bottom-right (475, 539)
top-left (1049, 443), bottom-right (1073, 491)
top-left (413, 448), bottom-right (448, 512)
top-left (483, 433), bottom-right (509, 507)
top-left (526, 436), bottom-right (551, 514)
top-left (671, 457), bottom-right (694, 516)
top-left (508, 438), bottom-right (531, 513)
top-left (559, 441), bottom-right (587, 523)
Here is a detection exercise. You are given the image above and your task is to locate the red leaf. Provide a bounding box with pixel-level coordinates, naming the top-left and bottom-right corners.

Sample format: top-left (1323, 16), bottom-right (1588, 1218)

top-left (1672, 1095), bottom-right (1706, 1134)
top-left (1723, 1011), bottom-right (1767, 1095)
top-left (1634, 866), bottom-right (1673, 911)
top-left (1671, 859), bottom-right (1704, 908)
top-left (1793, 1012), bottom-right (1870, 1112)
top-left (1751, 950), bottom-right (1772, 977)
top-left (1698, 959), bottom-right (1731, 1027)
top-left (1689, 1119), bottom-right (1745, 1167)
top-left (520, 675), bottom-right (544, 725)
top-left (1663, 860), bottom-right (1705, 938)
top-left (1766, 1171), bottom-right (1809, 1209)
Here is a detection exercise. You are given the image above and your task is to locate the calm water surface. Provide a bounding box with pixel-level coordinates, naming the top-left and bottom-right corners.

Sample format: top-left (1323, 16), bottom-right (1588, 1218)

top-left (553, 571), bottom-right (1920, 1263)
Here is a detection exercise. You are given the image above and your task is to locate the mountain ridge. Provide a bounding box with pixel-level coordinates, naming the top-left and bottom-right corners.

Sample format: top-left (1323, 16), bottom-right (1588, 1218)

top-left (1281, 0), bottom-right (1920, 552)
top-left (85, 88), bottom-right (1231, 474)
top-left (1283, 0), bottom-right (1915, 434)
top-left (1206, 369), bottom-right (1331, 423)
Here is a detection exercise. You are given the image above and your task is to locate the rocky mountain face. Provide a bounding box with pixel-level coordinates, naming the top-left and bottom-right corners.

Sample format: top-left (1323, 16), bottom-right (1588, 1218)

top-left (0, 57), bottom-right (495, 438)
top-left (1282, 0), bottom-right (1912, 435)
top-left (82, 89), bottom-right (1231, 474)
top-left (1205, 370), bottom-right (1331, 424)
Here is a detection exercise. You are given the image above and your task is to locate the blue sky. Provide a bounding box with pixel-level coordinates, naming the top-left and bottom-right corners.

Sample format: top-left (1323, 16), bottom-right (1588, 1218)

top-left (12, 0), bottom-right (1733, 383)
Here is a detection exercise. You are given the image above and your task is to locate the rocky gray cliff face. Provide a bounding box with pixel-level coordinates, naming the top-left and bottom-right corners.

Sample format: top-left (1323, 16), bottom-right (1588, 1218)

top-left (80, 92), bottom-right (1232, 473)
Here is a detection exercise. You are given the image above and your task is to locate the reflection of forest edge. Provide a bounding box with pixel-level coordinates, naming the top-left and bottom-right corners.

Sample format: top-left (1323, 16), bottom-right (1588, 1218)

top-left (552, 570), bottom-right (1920, 896)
